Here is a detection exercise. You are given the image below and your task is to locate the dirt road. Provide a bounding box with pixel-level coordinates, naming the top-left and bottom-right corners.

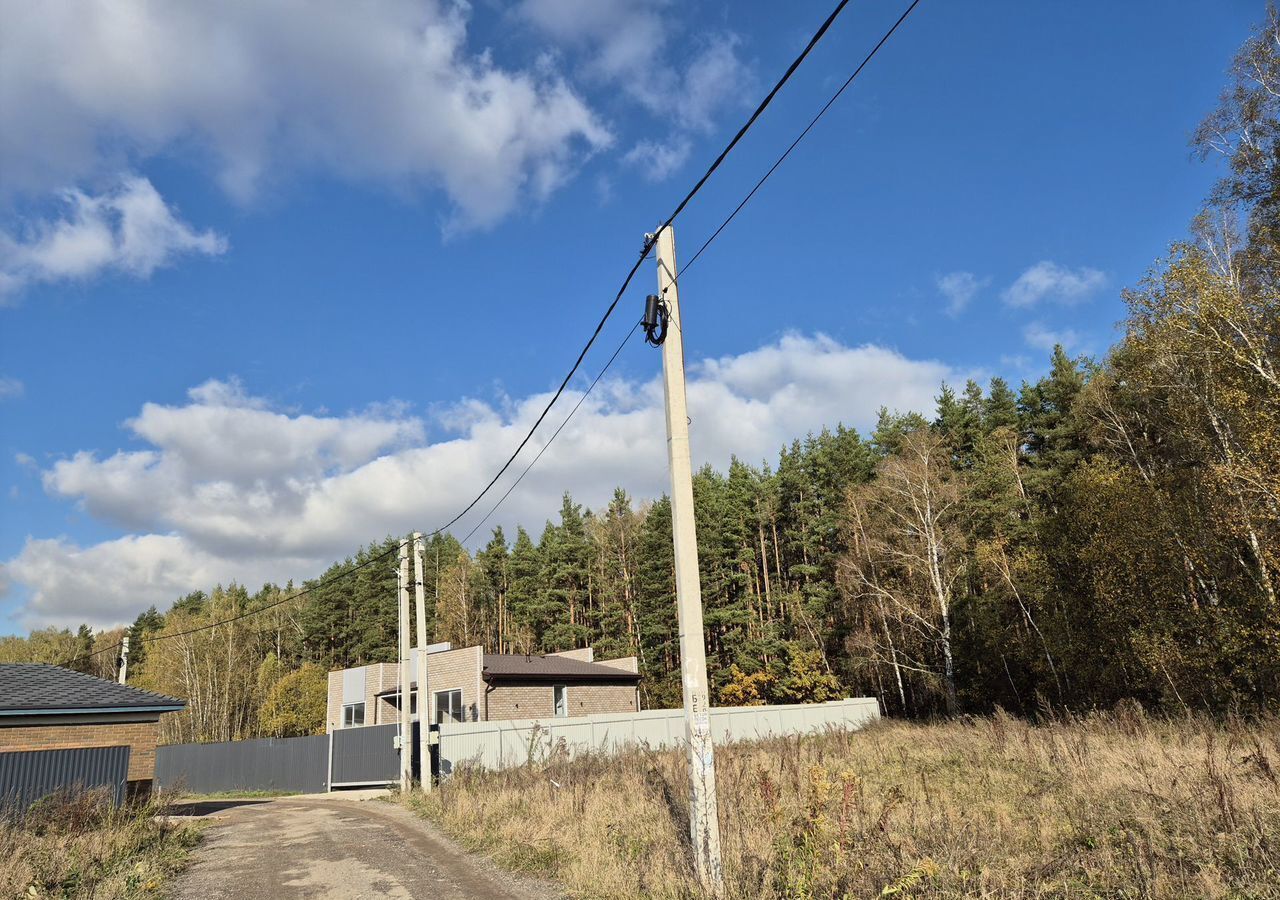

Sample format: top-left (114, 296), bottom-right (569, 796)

top-left (171, 794), bottom-right (559, 900)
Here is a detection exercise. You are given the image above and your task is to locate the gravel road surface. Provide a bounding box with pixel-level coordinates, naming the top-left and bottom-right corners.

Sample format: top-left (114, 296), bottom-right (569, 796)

top-left (171, 794), bottom-right (559, 900)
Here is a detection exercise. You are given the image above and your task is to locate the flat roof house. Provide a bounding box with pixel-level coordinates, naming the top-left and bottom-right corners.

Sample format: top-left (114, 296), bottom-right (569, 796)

top-left (0, 664), bottom-right (185, 796)
top-left (327, 644), bottom-right (641, 732)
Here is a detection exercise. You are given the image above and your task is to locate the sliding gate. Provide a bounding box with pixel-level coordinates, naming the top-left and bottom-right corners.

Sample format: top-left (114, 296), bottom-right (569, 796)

top-left (329, 723), bottom-right (416, 787)
top-left (157, 722), bottom-right (426, 793)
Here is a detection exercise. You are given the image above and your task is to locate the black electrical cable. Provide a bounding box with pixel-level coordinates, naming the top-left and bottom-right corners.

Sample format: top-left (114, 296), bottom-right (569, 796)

top-left (452, 0), bottom-right (925, 556)
top-left (59, 325), bottom-right (642, 669)
top-left (57, 544), bottom-right (400, 669)
top-left (425, 0), bottom-right (863, 538)
top-left (674, 0), bottom-right (924, 289)
top-left (461, 323), bottom-right (640, 546)
top-left (55, 0), bottom-right (894, 670)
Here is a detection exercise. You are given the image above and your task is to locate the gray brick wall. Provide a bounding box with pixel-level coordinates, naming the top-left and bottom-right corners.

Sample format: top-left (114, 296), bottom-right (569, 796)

top-left (486, 684), bottom-right (554, 720)
top-left (424, 646), bottom-right (483, 723)
top-left (486, 682), bottom-right (637, 720)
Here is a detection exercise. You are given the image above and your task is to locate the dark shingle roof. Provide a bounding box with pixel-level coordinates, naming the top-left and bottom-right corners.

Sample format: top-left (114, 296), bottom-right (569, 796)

top-left (0, 664), bottom-right (185, 715)
top-left (481, 654), bottom-right (640, 684)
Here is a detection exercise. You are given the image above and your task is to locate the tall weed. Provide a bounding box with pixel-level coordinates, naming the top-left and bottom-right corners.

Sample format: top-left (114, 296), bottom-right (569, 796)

top-left (403, 712), bottom-right (1280, 899)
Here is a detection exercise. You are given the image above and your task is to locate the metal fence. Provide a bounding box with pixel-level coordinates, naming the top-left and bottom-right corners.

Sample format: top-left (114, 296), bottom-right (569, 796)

top-left (436, 697), bottom-right (881, 774)
top-left (156, 733), bottom-right (329, 794)
top-left (0, 745), bottom-right (131, 813)
top-left (330, 723), bottom-right (412, 787)
top-left (153, 699), bottom-right (880, 792)
top-left (155, 724), bottom-right (418, 794)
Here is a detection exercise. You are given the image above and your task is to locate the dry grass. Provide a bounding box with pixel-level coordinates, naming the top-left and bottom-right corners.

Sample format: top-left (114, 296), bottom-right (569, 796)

top-left (402, 708), bottom-right (1280, 898)
top-left (0, 789), bottom-right (199, 899)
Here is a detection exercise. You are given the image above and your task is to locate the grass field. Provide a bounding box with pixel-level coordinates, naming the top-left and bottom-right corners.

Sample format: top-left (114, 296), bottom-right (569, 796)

top-left (1, 790), bottom-right (199, 900)
top-left (403, 708), bottom-right (1280, 899)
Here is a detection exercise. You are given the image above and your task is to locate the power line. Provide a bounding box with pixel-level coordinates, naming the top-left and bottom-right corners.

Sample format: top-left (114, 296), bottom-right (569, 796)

top-left (56, 0), bottom-right (882, 670)
top-left (456, 0), bottom-right (926, 566)
top-left (677, 0), bottom-right (924, 284)
top-left (58, 544), bottom-right (400, 668)
top-left (462, 323), bottom-right (640, 546)
top-left (423, 0), bottom-right (862, 538)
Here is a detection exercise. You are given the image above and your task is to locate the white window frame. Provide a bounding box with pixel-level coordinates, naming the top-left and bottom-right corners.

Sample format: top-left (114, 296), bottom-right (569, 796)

top-left (342, 701), bottom-right (365, 728)
top-left (553, 684), bottom-right (568, 718)
top-left (435, 689), bottom-right (464, 724)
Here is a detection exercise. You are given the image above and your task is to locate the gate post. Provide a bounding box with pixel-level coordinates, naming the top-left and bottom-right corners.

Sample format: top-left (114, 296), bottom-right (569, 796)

top-left (326, 730), bottom-right (334, 792)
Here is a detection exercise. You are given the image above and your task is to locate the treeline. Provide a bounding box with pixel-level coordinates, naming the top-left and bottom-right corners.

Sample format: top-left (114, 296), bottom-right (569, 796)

top-left (3, 9), bottom-right (1277, 738)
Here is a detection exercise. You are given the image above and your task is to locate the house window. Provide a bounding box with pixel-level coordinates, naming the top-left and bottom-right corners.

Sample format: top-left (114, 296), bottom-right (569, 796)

top-left (342, 701), bottom-right (365, 728)
top-left (553, 685), bottom-right (568, 718)
top-left (435, 689), bottom-right (464, 724)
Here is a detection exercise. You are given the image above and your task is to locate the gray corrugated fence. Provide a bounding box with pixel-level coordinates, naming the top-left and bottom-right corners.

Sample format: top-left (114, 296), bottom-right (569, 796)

top-left (154, 699), bottom-right (879, 793)
top-left (436, 697), bottom-right (881, 775)
top-left (0, 745), bottom-right (131, 813)
top-left (155, 724), bottom-right (419, 794)
top-left (156, 733), bottom-right (329, 794)
top-left (330, 722), bottom-right (410, 786)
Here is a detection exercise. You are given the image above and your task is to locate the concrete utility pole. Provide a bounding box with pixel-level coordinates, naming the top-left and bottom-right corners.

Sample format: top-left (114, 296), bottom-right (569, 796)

top-left (117, 635), bottom-right (130, 684)
top-left (398, 538), bottom-right (413, 793)
top-left (412, 531), bottom-right (431, 791)
top-left (652, 223), bottom-right (724, 892)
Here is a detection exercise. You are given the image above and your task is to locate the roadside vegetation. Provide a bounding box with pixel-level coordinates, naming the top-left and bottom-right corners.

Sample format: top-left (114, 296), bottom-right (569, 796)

top-left (403, 711), bottom-right (1280, 899)
top-left (1, 789), bottom-right (199, 900)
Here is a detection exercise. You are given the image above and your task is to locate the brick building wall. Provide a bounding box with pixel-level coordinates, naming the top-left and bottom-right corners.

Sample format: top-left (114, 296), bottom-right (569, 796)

top-left (486, 682), bottom-right (638, 720)
top-left (423, 646), bottom-right (483, 723)
top-left (548, 648), bottom-right (594, 662)
top-left (326, 671), bottom-right (342, 732)
top-left (329, 646), bottom-right (487, 730)
top-left (485, 684), bottom-right (554, 720)
top-left (0, 720), bottom-right (160, 783)
top-left (564, 683), bottom-right (639, 717)
top-left (367, 663), bottom-right (399, 725)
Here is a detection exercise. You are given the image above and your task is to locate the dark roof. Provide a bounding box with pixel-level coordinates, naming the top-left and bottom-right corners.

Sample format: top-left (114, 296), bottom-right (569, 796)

top-left (0, 664), bottom-right (185, 716)
top-left (481, 654), bottom-right (640, 684)
top-left (372, 653), bottom-right (642, 696)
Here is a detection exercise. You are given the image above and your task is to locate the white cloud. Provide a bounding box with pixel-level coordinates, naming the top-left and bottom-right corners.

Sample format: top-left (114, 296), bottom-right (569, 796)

top-left (0, 176), bottom-right (226, 298)
top-left (935, 271), bottom-right (988, 317)
top-left (0, 1), bottom-right (612, 229)
top-left (680, 35), bottom-right (751, 132)
top-left (0, 377), bottom-right (23, 400)
top-left (1002, 261), bottom-right (1106, 308)
top-left (517, 0), bottom-right (750, 166)
top-left (1023, 321), bottom-right (1082, 353)
top-left (1, 534), bottom-right (310, 631)
top-left (7, 334), bottom-right (962, 629)
top-left (623, 139), bottom-right (692, 183)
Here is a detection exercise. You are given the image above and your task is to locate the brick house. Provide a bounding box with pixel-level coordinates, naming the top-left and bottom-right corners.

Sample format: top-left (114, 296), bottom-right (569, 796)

top-left (0, 664), bottom-right (185, 795)
top-left (326, 644), bottom-right (641, 731)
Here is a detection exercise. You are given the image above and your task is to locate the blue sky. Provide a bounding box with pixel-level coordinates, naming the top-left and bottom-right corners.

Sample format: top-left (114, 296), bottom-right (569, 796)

top-left (0, 0), bottom-right (1261, 634)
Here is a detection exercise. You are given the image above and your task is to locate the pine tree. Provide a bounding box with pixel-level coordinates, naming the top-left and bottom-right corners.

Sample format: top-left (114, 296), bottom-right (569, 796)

top-left (506, 526), bottom-right (542, 654)
top-left (476, 527), bottom-right (510, 651)
top-left (538, 493), bottom-right (592, 651)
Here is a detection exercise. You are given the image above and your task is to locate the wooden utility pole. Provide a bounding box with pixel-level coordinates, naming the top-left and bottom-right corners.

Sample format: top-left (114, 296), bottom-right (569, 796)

top-left (117, 635), bottom-right (130, 684)
top-left (398, 538), bottom-right (413, 793)
top-left (412, 531), bottom-right (431, 791)
top-left (652, 223), bottom-right (724, 891)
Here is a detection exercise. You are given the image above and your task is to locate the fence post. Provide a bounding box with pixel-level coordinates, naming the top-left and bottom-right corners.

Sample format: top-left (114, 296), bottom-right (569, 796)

top-left (326, 730), bottom-right (334, 792)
